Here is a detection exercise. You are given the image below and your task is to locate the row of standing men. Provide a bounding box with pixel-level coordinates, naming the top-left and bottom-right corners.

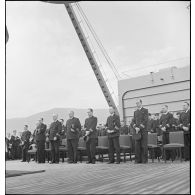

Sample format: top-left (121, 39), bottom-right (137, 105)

top-left (7, 100), bottom-right (190, 164)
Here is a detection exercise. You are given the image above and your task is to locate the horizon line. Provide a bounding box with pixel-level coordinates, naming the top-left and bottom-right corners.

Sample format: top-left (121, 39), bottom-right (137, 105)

top-left (6, 106), bottom-right (111, 120)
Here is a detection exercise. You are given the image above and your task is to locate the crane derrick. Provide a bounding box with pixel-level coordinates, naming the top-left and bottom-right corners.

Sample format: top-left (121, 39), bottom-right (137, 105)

top-left (64, 3), bottom-right (119, 114)
top-left (42, 1), bottom-right (119, 114)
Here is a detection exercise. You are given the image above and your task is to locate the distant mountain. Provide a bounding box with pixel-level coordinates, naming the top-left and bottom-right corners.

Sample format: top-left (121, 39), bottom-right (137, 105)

top-left (6, 108), bottom-right (108, 135)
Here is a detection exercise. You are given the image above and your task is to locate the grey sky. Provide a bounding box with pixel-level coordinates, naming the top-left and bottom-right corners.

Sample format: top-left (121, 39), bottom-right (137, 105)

top-left (6, 1), bottom-right (190, 118)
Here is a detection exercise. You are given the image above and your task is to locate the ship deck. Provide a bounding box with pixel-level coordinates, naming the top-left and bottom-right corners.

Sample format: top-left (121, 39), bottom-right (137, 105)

top-left (6, 160), bottom-right (190, 194)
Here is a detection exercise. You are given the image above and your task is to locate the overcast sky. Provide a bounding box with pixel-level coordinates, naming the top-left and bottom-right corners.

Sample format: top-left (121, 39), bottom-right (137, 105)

top-left (6, 1), bottom-right (190, 119)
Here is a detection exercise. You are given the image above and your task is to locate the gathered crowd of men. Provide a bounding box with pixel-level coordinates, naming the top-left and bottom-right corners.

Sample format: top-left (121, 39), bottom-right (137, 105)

top-left (6, 100), bottom-right (190, 164)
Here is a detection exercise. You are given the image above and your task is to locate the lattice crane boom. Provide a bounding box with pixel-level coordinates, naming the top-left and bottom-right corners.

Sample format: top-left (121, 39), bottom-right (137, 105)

top-left (64, 3), bottom-right (119, 114)
top-left (43, 1), bottom-right (119, 114)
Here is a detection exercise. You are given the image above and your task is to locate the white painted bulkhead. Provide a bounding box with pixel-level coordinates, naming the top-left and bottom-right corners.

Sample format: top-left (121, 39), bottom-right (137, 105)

top-left (118, 66), bottom-right (190, 123)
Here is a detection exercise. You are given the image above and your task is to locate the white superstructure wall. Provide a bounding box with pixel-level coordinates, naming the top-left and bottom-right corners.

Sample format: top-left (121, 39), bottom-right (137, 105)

top-left (118, 66), bottom-right (190, 123)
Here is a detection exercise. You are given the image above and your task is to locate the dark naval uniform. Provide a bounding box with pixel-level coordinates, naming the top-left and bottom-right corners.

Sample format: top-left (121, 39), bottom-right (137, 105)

top-left (84, 116), bottom-right (98, 163)
top-left (179, 109), bottom-right (190, 161)
top-left (6, 137), bottom-right (10, 160)
top-left (106, 114), bottom-right (121, 163)
top-left (10, 135), bottom-right (21, 160)
top-left (35, 123), bottom-right (47, 163)
top-left (66, 117), bottom-right (81, 163)
top-left (21, 130), bottom-right (31, 162)
top-left (132, 107), bottom-right (148, 163)
top-left (159, 112), bottom-right (173, 160)
top-left (49, 120), bottom-right (62, 163)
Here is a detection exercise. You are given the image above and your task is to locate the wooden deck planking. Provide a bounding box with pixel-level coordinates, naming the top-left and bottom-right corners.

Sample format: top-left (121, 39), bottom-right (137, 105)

top-left (6, 160), bottom-right (190, 194)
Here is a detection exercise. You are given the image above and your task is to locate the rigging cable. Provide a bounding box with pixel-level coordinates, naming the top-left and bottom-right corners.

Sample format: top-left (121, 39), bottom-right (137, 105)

top-left (75, 2), bottom-right (121, 80)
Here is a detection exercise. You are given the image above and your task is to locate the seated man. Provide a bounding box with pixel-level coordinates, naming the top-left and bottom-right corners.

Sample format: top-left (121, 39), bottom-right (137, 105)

top-left (21, 125), bottom-right (31, 162)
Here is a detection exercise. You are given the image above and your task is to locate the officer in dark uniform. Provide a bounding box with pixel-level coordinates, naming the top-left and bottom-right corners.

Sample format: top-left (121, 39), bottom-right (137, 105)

top-left (120, 121), bottom-right (129, 135)
top-left (84, 108), bottom-right (98, 164)
top-left (15, 131), bottom-right (21, 159)
top-left (132, 99), bottom-right (148, 163)
top-left (35, 118), bottom-right (47, 163)
top-left (179, 102), bottom-right (190, 161)
top-left (105, 106), bottom-right (121, 164)
top-left (66, 111), bottom-right (81, 163)
top-left (6, 134), bottom-right (11, 160)
top-left (10, 130), bottom-right (21, 160)
top-left (159, 105), bottom-right (173, 160)
top-left (21, 125), bottom-right (31, 162)
top-left (48, 114), bottom-right (62, 164)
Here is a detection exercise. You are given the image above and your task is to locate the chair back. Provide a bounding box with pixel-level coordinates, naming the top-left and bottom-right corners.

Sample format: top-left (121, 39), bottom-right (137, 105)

top-left (78, 137), bottom-right (86, 148)
top-left (61, 139), bottom-right (67, 146)
top-left (119, 135), bottom-right (131, 147)
top-left (28, 144), bottom-right (37, 154)
top-left (157, 135), bottom-right (163, 142)
top-left (169, 131), bottom-right (184, 144)
top-left (98, 136), bottom-right (108, 147)
top-left (45, 142), bottom-right (51, 149)
top-left (29, 144), bottom-right (37, 150)
top-left (148, 133), bottom-right (157, 146)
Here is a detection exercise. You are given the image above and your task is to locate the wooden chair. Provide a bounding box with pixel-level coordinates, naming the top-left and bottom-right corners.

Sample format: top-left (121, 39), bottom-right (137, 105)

top-left (96, 136), bottom-right (108, 162)
top-left (45, 142), bottom-right (51, 163)
top-left (163, 131), bottom-right (184, 163)
top-left (148, 133), bottom-right (160, 162)
top-left (59, 139), bottom-right (67, 162)
top-left (77, 138), bottom-right (86, 162)
top-left (157, 135), bottom-right (163, 143)
top-left (119, 135), bottom-right (132, 162)
top-left (27, 144), bottom-right (37, 163)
